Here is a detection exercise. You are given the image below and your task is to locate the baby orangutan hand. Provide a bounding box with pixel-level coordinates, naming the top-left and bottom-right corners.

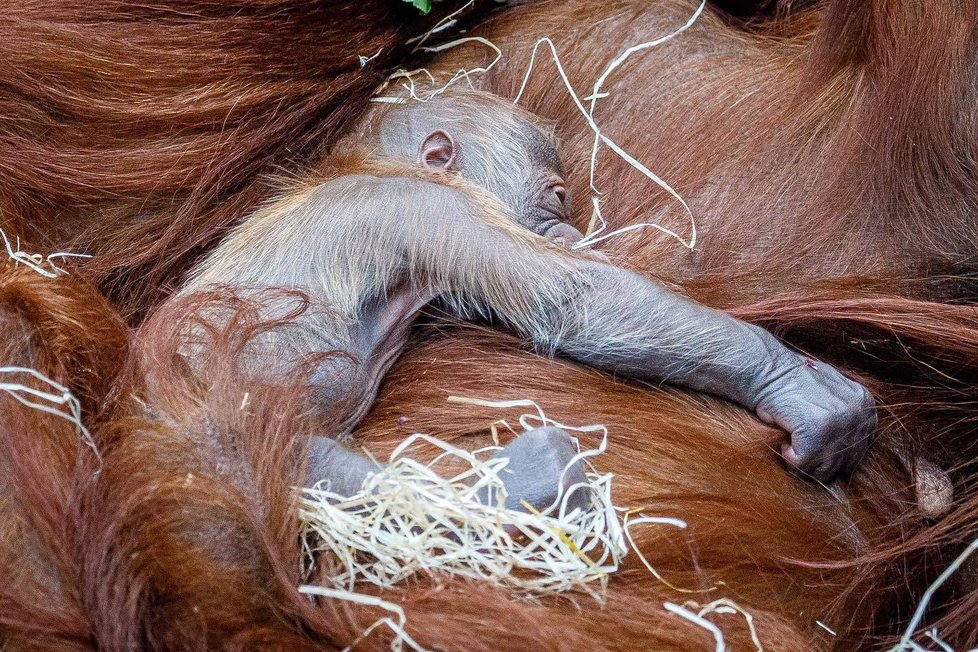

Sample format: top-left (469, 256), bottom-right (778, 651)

top-left (752, 352), bottom-right (876, 482)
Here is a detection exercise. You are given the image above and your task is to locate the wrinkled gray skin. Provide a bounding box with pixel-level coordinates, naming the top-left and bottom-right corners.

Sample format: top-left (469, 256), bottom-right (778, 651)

top-left (191, 94), bottom-right (876, 517)
top-left (476, 427), bottom-right (589, 514)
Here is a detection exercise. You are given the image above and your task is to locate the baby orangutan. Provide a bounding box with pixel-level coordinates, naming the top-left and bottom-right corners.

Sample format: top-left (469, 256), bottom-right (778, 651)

top-left (181, 90), bottom-right (876, 514)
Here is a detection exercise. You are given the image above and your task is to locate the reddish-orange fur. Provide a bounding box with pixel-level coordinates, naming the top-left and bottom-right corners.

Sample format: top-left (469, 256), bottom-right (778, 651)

top-left (0, 0), bottom-right (488, 321)
top-left (1, 0), bottom-right (977, 649)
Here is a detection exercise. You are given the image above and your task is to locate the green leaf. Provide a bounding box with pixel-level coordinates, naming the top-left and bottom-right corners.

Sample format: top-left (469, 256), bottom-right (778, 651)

top-left (406, 0), bottom-right (432, 14)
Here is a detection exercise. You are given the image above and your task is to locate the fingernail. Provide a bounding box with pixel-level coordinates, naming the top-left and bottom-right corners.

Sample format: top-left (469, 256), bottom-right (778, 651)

top-left (781, 443), bottom-right (801, 466)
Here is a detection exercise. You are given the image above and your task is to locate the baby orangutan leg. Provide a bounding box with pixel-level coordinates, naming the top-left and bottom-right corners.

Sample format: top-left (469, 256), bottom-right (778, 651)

top-left (307, 436), bottom-right (383, 497)
top-left (307, 429), bottom-right (588, 516)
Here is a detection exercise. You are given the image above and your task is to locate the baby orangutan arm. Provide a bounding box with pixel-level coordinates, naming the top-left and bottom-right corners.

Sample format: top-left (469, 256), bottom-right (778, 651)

top-left (393, 180), bottom-right (876, 482)
top-left (547, 264), bottom-right (876, 481)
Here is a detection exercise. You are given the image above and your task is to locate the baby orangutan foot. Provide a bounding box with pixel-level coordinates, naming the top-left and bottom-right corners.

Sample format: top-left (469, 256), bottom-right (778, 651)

top-left (476, 426), bottom-right (589, 516)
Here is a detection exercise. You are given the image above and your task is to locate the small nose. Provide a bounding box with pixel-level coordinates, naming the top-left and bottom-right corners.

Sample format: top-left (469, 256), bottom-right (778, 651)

top-left (553, 184), bottom-right (567, 205)
top-left (544, 222), bottom-right (584, 247)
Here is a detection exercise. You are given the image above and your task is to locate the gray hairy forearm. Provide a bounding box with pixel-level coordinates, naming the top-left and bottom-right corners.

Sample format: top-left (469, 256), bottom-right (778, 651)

top-left (415, 196), bottom-right (794, 412)
top-left (524, 262), bottom-right (790, 411)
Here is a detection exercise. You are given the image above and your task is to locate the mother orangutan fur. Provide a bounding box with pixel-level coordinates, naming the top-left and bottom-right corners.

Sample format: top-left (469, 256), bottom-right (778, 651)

top-left (1, 0), bottom-right (977, 650)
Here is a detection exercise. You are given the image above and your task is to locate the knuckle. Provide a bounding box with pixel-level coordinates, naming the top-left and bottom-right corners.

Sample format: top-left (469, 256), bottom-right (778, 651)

top-left (790, 432), bottom-right (819, 458)
top-left (800, 455), bottom-right (830, 478)
top-left (864, 409), bottom-right (879, 430)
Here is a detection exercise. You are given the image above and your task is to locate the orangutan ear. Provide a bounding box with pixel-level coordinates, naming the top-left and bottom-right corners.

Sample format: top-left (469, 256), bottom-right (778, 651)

top-left (418, 130), bottom-right (458, 170)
